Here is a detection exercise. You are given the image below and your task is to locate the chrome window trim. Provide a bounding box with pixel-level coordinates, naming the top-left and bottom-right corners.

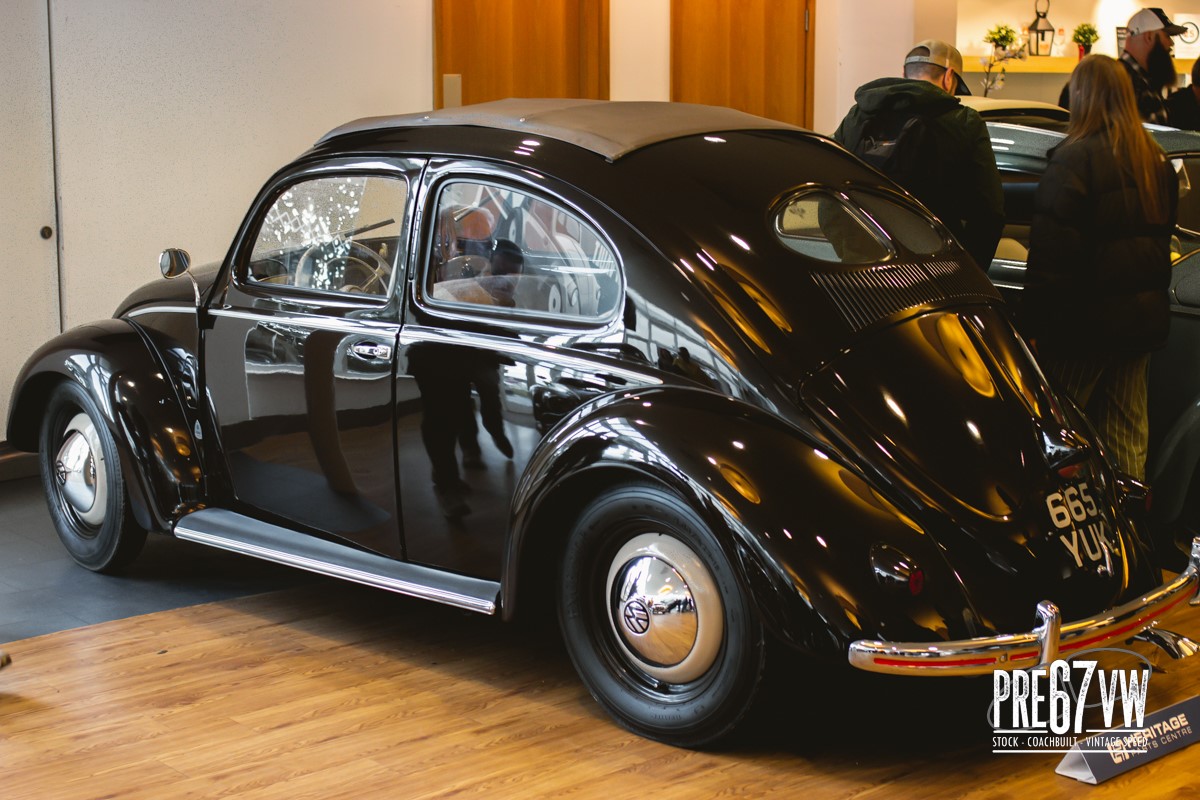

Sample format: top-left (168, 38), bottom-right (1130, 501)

top-left (414, 171), bottom-right (625, 332)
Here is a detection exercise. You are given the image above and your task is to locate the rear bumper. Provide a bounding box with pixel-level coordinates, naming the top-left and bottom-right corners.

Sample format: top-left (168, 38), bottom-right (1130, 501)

top-left (848, 537), bottom-right (1200, 676)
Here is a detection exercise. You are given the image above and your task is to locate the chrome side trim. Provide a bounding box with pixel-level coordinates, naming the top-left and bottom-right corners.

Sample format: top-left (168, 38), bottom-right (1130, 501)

top-left (399, 325), bottom-right (663, 386)
top-left (174, 508), bottom-right (499, 615)
top-left (125, 305), bottom-right (198, 317)
top-left (848, 537), bottom-right (1200, 676)
top-left (208, 307), bottom-right (398, 335)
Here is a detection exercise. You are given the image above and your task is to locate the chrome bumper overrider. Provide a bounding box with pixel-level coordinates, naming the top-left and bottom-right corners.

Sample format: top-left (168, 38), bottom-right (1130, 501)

top-left (848, 537), bottom-right (1200, 676)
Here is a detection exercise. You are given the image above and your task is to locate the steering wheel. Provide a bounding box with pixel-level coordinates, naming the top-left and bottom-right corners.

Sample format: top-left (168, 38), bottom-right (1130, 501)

top-left (295, 239), bottom-right (393, 294)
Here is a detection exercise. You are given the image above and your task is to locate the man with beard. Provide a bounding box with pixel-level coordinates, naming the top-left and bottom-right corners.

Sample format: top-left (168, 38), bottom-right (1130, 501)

top-left (1061, 9), bottom-right (1184, 122)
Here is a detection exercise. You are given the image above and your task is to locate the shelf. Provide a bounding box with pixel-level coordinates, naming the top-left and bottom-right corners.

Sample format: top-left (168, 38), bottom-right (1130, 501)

top-left (962, 56), bottom-right (1079, 74)
top-left (962, 55), bottom-right (1193, 74)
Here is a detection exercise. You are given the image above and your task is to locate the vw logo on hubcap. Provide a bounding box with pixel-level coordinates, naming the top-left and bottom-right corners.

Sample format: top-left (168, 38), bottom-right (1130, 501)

top-left (621, 599), bottom-right (651, 635)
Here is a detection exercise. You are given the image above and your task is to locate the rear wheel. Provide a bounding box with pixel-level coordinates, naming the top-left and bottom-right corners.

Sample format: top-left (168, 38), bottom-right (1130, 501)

top-left (558, 483), bottom-right (765, 748)
top-left (39, 382), bottom-right (146, 572)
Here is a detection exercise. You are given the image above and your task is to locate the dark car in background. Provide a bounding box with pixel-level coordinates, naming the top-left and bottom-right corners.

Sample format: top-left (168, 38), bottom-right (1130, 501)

top-left (981, 118), bottom-right (1200, 564)
top-left (7, 99), bottom-right (1199, 748)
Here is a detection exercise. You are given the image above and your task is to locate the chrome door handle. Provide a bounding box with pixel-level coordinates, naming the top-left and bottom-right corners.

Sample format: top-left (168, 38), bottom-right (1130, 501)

top-left (351, 342), bottom-right (392, 360)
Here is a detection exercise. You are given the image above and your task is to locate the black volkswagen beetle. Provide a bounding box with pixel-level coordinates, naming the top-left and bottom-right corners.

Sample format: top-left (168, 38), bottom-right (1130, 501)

top-left (7, 99), bottom-right (1199, 748)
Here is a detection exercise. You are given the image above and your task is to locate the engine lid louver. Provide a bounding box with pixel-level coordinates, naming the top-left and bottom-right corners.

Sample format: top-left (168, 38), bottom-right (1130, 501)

top-left (811, 260), bottom-right (1001, 332)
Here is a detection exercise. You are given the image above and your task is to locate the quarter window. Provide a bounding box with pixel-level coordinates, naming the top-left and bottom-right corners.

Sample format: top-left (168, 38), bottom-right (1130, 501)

top-left (426, 181), bottom-right (620, 322)
top-left (247, 175), bottom-right (408, 297)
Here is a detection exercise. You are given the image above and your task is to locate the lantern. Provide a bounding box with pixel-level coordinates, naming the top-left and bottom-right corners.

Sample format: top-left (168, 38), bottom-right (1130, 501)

top-left (1028, 0), bottom-right (1055, 56)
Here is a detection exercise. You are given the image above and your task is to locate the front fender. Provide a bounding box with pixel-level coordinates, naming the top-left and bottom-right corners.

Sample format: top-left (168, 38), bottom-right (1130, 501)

top-left (6, 319), bottom-right (204, 533)
top-left (504, 387), bottom-right (978, 659)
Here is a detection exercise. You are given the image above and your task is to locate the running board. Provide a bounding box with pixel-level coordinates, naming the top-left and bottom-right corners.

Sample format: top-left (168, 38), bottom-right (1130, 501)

top-left (174, 508), bottom-right (499, 615)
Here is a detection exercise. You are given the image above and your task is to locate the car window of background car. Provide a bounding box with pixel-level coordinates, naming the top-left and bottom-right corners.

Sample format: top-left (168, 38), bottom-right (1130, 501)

top-left (246, 175), bottom-right (407, 297)
top-left (426, 180), bottom-right (620, 322)
top-left (1174, 157), bottom-right (1200, 247)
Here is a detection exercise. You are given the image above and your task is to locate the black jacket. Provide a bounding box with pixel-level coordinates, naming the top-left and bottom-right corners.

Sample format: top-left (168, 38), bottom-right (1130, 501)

top-left (1166, 86), bottom-right (1200, 131)
top-left (1025, 132), bottom-right (1178, 353)
top-left (1058, 55), bottom-right (1171, 124)
top-left (833, 78), bottom-right (1004, 270)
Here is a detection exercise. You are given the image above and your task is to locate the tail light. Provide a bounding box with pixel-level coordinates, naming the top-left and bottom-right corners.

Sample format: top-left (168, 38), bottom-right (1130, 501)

top-left (870, 543), bottom-right (924, 596)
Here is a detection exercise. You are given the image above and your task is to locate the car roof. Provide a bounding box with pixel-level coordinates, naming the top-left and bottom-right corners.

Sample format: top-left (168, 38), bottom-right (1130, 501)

top-left (317, 98), bottom-right (805, 161)
top-left (962, 96), bottom-right (1070, 133)
top-left (961, 96), bottom-right (1069, 117)
top-left (985, 119), bottom-right (1200, 162)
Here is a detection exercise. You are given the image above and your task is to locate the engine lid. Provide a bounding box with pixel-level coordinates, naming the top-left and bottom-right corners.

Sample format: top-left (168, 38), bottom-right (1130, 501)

top-left (800, 307), bottom-right (1154, 629)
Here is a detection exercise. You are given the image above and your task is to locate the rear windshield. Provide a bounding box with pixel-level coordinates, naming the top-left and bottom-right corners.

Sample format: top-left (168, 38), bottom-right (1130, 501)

top-left (773, 188), bottom-right (948, 264)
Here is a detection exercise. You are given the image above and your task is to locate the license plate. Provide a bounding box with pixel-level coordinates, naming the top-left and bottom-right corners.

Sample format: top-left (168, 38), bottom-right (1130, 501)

top-left (1044, 480), bottom-right (1112, 569)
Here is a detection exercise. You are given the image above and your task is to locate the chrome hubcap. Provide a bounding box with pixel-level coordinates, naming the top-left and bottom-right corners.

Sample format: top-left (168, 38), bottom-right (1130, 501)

top-left (606, 533), bottom-right (723, 683)
top-left (54, 412), bottom-right (107, 527)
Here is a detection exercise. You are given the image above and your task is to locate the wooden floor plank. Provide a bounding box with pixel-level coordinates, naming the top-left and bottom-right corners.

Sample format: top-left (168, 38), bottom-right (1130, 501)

top-left (2, 579), bottom-right (1198, 798)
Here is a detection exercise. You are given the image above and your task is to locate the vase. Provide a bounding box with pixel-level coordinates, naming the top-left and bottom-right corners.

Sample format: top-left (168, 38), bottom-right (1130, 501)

top-left (1078, 43), bottom-right (1092, 59)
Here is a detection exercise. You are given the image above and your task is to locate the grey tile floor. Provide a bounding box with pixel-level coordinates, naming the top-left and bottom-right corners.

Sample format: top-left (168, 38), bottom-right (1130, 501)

top-left (0, 475), bottom-right (318, 646)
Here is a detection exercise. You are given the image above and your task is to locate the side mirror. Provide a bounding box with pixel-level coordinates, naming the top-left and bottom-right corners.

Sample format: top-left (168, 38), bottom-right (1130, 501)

top-left (159, 248), bottom-right (192, 279)
top-left (159, 248), bottom-right (200, 307)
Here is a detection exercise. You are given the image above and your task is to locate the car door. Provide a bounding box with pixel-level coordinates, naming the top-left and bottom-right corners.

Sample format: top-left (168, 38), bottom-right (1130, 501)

top-left (204, 158), bottom-right (422, 558)
top-left (394, 164), bottom-right (655, 579)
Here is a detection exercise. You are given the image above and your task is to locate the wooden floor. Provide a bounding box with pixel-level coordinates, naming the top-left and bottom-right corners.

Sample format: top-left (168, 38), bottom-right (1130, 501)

top-left (2, 579), bottom-right (1199, 799)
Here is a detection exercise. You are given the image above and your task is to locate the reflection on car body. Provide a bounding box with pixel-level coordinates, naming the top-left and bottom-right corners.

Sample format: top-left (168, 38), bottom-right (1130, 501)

top-left (6, 99), bottom-right (1199, 750)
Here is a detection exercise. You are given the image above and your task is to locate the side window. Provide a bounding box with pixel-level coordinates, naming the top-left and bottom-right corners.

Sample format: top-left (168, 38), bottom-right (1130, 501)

top-left (247, 175), bottom-right (408, 297)
top-left (426, 181), bottom-right (620, 322)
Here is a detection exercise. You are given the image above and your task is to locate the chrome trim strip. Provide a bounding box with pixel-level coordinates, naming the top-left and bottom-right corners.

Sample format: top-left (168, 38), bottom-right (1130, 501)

top-left (125, 305), bottom-right (198, 317)
top-left (399, 325), bottom-right (663, 386)
top-left (848, 537), bottom-right (1200, 676)
top-left (175, 508), bottom-right (498, 615)
top-left (208, 307), bottom-right (398, 335)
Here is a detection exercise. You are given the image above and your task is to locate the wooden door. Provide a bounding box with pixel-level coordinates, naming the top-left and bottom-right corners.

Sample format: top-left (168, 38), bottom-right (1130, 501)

top-left (671, 0), bottom-right (814, 127)
top-left (435, 0), bottom-right (609, 107)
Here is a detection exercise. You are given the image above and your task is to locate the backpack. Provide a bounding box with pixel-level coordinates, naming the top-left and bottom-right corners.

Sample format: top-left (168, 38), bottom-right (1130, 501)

top-left (852, 107), bottom-right (949, 189)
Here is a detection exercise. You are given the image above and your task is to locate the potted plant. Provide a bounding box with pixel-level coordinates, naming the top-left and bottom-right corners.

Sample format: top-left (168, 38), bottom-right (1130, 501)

top-left (984, 24), bottom-right (1019, 53)
top-left (981, 24), bottom-right (1026, 96)
top-left (1073, 23), bottom-right (1099, 58)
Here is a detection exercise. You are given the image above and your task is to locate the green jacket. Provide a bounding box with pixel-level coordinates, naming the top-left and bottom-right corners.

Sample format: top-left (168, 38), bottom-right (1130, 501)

top-left (833, 78), bottom-right (1004, 271)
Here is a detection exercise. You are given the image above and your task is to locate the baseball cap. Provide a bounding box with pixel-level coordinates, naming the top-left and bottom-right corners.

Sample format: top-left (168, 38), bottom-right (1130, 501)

top-left (904, 39), bottom-right (971, 95)
top-left (1127, 7), bottom-right (1187, 36)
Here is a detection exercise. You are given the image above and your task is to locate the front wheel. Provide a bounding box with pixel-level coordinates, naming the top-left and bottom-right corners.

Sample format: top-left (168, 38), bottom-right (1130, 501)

top-left (558, 483), bottom-right (765, 748)
top-left (39, 381), bottom-right (146, 572)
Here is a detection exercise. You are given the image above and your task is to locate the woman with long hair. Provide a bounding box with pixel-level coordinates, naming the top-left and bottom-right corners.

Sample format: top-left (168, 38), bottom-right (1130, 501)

top-left (1025, 54), bottom-right (1178, 481)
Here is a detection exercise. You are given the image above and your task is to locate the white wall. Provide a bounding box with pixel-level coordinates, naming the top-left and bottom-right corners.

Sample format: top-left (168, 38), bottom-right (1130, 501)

top-left (51, 0), bottom-right (433, 329)
top-left (814, 0), bottom-right (947, 134)
top-left (610, 0), bottom-right (671, 100)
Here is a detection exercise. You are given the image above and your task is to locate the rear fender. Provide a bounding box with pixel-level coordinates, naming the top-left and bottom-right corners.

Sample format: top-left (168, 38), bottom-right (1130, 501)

top-left (6, 319), bottom-right (204, 533)
top-left (505, 387), bottom-right (976, 658)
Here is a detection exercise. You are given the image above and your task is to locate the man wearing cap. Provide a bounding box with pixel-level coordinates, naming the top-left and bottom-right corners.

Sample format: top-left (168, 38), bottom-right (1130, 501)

top-left (834, 40), bottom-right (1004, 272)
top-left (1123, 7), bottom-right (1186, 123)
top-left (1060, 8), bottom-right (1184, 122)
